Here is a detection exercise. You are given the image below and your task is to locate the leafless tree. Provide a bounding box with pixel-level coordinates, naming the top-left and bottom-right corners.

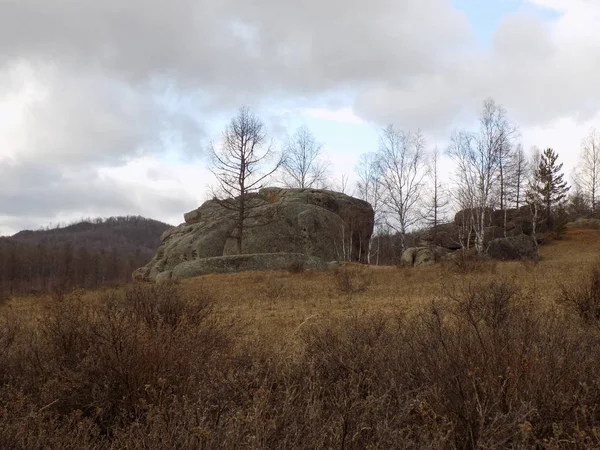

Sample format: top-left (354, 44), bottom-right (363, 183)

top-left (335, 172), bottom-right (351, 195)
top-left (448, 133), bottom-right (478, 250)
top-left (423, 147), bottom-right (450, 238)
top-left (355, 152), bottom-right (384, 264)
top-left (510, 144), bottom-right (529, 209)
top-left (447, 98), bottom-right (517, 255)
top-left (208, 106), bottom-right (282, 254)
top-left (526, 148), bottom-right (543, 253)
top-left (279, 125), bottom-right (329, 189)
top-left (377, 124), bottom-right (427, 255)
top-left (574, 128), bottom-right (600, 216)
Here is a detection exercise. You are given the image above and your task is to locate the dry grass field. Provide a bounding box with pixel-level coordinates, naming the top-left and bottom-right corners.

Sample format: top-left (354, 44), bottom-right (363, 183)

top-left (3, 227), bottom-right (600, 449)
top-left (179, 228), bottom-right (600, 348)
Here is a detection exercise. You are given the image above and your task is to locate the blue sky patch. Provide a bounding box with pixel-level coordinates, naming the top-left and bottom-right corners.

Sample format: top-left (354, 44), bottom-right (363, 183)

top-left (454, 0), bottom-right (560, 47)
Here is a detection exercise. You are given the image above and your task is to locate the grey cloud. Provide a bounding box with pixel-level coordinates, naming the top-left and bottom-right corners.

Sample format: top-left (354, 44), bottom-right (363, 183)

top-left (1, 0), bottom-right (598, 136)
top-left (0, 160), bottom-right (195, 234)
top-left (2, 63), bottom-right (206, 167)
top-left (0, 161), bottom-right (137, 217)
top-left (482, 12), bottom-right (600, 126)
top-left (353, 8), bottom-right (600, 133)
top-left (0, 0), bottom-right (471, 97)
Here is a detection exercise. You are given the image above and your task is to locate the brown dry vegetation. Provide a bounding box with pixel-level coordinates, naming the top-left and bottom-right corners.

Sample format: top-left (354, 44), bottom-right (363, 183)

top-left (2, 228), bottom-right (600, 449)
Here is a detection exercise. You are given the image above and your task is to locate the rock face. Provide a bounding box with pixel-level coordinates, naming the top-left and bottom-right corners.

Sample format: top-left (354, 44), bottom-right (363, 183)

top-left (134, 187), bottom-right (374, 281)
top-left (486, 235), bottom-right (539, 261)
top-left (454, 206), bottom-right (533, 236)
top-left (401, 247), bottom-right (436, 267)
top-left (146, 253), bottom-right (326, 281)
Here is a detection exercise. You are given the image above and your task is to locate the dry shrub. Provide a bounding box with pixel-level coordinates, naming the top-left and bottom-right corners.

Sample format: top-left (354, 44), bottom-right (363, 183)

top-left (558, 261), bottom-right (600, 324)
top-left (0, 310), bottom-right (22, 385)
top-left (123, 281), bottom-right (213, 328)
top-left (441, 249), bottom-right (495, 275)
top-left (262, 278), bottom-right (286, 301)
top-left (0, 292), bottom-right (9, 308)
top-left (406, 283), bottom-right (597, 449)
top-left (0, 282), bottom-right (234, 444)
top-left (5, 278), bottom-right (600, 448)
top-left (333, 264), bottom-right (373, 296)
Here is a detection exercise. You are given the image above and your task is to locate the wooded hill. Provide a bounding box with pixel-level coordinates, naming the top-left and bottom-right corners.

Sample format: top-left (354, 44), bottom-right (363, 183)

top-left (0, 216), bottom-right (172, 296)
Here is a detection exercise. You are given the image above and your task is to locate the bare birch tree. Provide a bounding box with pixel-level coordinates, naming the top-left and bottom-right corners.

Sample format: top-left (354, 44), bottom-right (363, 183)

top-left (448, 132), bottom-right (479, 250)
top-left (377, 124), bottom-right (427, 255)
top-left (575, 128), bottom-right (600, 216)
top-left (208, 106), bottom-right (282, 254)
top-left (355, 152), bottom-right (384, 264)
top-left (510, 144), bottom-right (529, 209)
top-left (447, 98), bottom-right (517, 255)
top-left (525, 148), bottom-right (543, 253)
top-left (280, 125), bottom-right (329, 189)
top-left (336, 172), bottom-right (351, 195)
top-left (497, 142), bottom-right (515, 212)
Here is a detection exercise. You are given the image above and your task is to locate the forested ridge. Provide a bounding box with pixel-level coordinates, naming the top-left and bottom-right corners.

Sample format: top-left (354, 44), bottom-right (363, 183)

top-left (0, 216), bottom-right (172, 296)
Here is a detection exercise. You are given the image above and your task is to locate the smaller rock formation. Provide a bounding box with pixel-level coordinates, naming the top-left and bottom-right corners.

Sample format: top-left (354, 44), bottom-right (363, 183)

top-left (454, 206), bottom-right (534, 236)
top-left (405, 205), bottom-right (539, 265)
top-left (401, 247), bottom-right (436, 267)
top-left (487, 235), bottom-right (539, 261)
top-left (416, 223), bottom-right (463, 250)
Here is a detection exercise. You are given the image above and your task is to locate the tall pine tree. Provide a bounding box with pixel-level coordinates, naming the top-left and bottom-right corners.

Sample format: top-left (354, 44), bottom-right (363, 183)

top-left (530, 148), bottom-right (570, 228)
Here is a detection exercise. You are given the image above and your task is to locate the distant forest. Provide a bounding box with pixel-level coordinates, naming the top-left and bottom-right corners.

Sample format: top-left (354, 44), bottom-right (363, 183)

top-left (0, 216), bottom-right (172, 296)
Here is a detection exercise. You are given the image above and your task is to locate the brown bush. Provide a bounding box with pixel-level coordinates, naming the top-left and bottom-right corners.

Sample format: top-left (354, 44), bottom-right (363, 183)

top-left (441, 249), bottom-right (496, 275)
top-left (4, 278), bottom-right (600, 448)
top-left (333, 264), bottom-right (374, 297)
top-left (558, 261), bottom-right (600, 324)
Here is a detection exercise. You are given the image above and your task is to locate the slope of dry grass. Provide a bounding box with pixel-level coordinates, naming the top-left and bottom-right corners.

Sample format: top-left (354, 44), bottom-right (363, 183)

top-left (172, 229), bottom-right (600, 348)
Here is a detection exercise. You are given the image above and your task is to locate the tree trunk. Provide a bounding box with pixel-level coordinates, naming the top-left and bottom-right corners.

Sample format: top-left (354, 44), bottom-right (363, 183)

top-left (546, 195), bottom-right (552, 229)
top-left (236, 203), bottom-right (245, 255)
top-left (475, 207), bottom-right (485, 255)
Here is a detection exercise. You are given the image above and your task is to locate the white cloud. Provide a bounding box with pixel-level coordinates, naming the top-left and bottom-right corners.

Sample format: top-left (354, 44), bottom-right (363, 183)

top-left (521, 113), bottom-right (600, 180)
top-left (302, 108), bottom-right (366, 125)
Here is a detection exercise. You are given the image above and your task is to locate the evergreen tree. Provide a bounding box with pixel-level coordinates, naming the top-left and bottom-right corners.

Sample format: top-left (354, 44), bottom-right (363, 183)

top-left (529, 148), bottom-right (570, 228)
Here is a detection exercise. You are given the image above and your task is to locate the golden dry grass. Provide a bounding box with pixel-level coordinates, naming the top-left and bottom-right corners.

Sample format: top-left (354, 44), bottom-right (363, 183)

top-left (5, 227), bottom-right (600, 347)
top-left (178, 228), bottom-right (600, 348)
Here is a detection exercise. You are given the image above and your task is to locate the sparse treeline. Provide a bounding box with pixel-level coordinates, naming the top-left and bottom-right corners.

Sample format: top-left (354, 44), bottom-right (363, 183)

top-left (351, 99), bottom-right (600, 264)
top-left (206, 102), bottom-right (598, 265)
top-left (0, 216), bottom-right (170, 296)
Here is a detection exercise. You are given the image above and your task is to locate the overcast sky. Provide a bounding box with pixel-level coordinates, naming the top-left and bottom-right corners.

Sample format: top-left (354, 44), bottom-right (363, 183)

top-left (1, 0), bottom-right (599, 236)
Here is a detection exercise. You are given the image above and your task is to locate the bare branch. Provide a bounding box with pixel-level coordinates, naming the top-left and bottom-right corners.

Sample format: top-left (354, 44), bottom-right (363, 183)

top-left (208, 106), bottom-right (283, 254)
top-left (377, 124), bottom-right (428, 255)
top-left (278, 125), bottom-right (330, 189)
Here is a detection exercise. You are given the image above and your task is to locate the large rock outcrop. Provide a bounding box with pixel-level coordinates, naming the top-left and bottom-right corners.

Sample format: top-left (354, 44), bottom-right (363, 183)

top-left (133, 187), bottom-right (374, 281)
